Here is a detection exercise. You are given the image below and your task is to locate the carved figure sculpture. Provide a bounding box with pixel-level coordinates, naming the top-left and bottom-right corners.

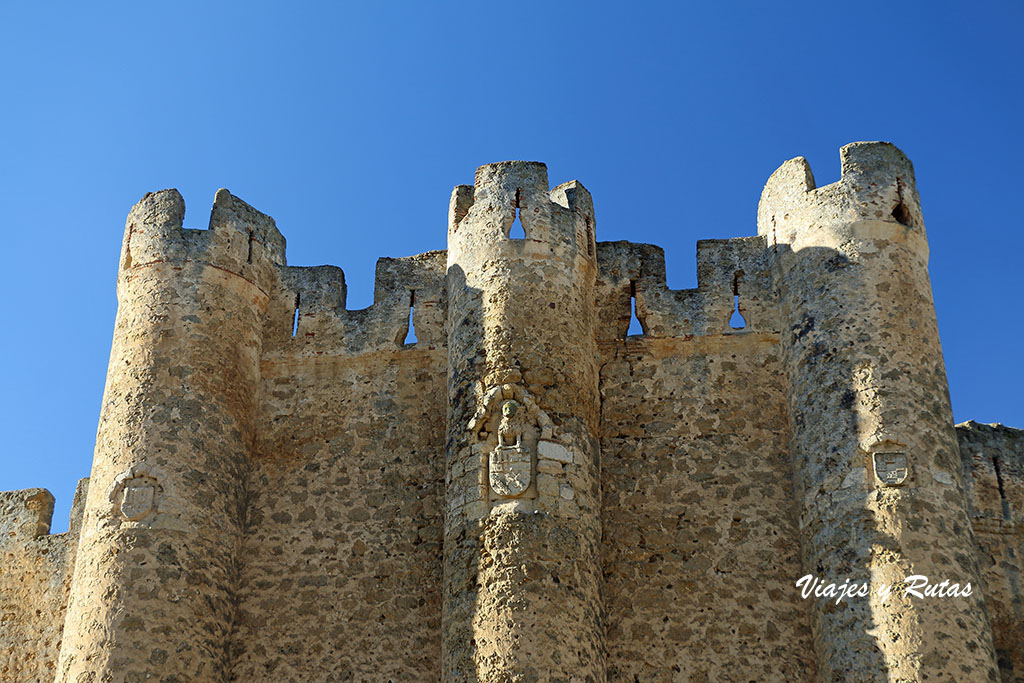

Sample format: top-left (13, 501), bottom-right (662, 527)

top-left (489, 400), bottom-right (533, 498)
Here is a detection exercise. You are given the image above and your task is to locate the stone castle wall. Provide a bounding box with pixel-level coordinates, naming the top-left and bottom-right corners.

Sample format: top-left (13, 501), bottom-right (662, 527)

top-left (595, 239), bottom-right (816, 680)
top-left (1, 143), bottom-right (1022, 682)
top-left (958, 422), bottom-right (1024, 681)
top-left (0, 481), bottom-right (87, 682)
top-left (231, 252), bottom-right (449, 680)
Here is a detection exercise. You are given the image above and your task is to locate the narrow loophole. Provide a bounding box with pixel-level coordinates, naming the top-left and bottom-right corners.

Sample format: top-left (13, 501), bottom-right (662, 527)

top-left (247, 231), bottom-right (255, 263)
top-left (892, 202), bottom-right (912, 226)
top-left (627, 281), bottom-right (646, 336)
top-left (509, 189), bottom-right (526, 239)
top-left (585, 216), bottom-right (594, 256)
top-left (993, 454), bottom-right (1011, 521)
top-left (403, 290), bottom-right (418, 345)
top-left (291, 293), bottom-right (300, 337)
top-left (892, 178), bottom-right (912, 227)
top-left (730, 294), bottom-right (746, 329)
top-left (123, 223), bottom-right (134, 269)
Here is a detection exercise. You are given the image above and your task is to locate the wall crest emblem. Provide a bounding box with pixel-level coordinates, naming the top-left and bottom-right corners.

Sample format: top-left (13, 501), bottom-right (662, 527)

top-left (467, 383), bottom-right (554, 501)
top-left (872, 452), bottom-right (909, 487)
top-left (862, 435), bottom-right (910, 488)
top-left (119, 476), bottom-right (157, 521)
top-left (106, 467), bottom-right (161, 526)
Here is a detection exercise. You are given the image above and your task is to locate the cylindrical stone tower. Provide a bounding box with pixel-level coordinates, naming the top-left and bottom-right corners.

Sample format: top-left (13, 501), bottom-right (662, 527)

top-left (57, 189), bottom-right (284, 681)
top-left (443, 162), bottom-right (604, 681)
top-left (759, 142), bottom-right (999, 680)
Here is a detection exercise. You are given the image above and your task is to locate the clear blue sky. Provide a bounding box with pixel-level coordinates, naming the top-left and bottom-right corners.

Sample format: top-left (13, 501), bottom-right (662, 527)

top-left (2, 2), bottom-right (1021, 532)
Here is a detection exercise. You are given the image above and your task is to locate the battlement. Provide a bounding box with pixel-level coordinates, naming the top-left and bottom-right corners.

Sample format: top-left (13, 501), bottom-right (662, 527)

top-left (594, 236), bottom-right (777, 340)
top-left (958, 421), bottom-right (1024, 525)
top-left (114, 144), bottom-right (944, 369)
top-left (264, 250), bottom-right (448, 357)
top-left (757, 141), bottom-right (926, 256)
top-left (448, 160), bottom-right (595, 260)
top-left (118, 189), bottom-right (451, 361)
top-left (473, 160), bottom-right (550, 207)
top-left (0, 480), bottom-right (89, 549)
top-left (119, 188), bottom-right (286, 295)
top-left (1, 489), bottom-right (54, 547)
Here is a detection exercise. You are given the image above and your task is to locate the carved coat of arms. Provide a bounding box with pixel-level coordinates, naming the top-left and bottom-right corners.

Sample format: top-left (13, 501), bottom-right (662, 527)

top-left (489, 400), bottom-right (532, 497)
top-left (872, 452), bottom-right (909, 486)
top-left (119, 477), bottom-right (157, 521)
top-left (468, 384), bottom-right (555, 503)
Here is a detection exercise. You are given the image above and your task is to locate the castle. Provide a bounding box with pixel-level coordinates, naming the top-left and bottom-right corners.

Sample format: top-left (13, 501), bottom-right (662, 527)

top-left (1, 142), bottom-right (1021, 682)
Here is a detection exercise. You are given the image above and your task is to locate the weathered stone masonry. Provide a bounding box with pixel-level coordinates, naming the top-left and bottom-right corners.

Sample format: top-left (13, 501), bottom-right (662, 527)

top-left (1, 142), bottom-right (1022, 682)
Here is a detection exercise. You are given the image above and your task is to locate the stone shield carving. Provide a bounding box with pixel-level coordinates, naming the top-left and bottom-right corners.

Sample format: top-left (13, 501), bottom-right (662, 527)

top-left (106, 470), bottom-right (160, 526)
top-left (873, 452), bottom-right (909, 486)
top-left (490, 444), bottom-right (532, 497)
top-left (489, 399), bottom-right (533, 498)
top-left (468, 385), bottom-right (554, 502)
top-left (120, 477), bottom-right (157, 521)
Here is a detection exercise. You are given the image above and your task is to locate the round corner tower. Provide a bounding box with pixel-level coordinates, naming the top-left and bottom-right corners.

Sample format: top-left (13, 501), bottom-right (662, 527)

top-left (443, 161), bottom-right (605, 680)
top-left (759, 142), bottom-right (999, 680)
top-left (57, 189), bottom-right (285, 681)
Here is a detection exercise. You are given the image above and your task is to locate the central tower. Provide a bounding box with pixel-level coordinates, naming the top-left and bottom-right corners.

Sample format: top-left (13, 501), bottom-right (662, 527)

top-left (443, 162), bottom-right (605, 680)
